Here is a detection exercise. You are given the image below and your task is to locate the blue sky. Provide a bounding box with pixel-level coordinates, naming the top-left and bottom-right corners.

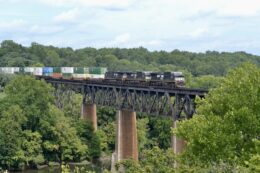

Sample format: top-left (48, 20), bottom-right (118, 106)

top-left (1, 0), bottom-right (260, 55)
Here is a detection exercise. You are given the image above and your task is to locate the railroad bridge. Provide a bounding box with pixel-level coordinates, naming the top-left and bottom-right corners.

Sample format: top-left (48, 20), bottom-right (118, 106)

top-left (38, 76), bottom-right (208, 162)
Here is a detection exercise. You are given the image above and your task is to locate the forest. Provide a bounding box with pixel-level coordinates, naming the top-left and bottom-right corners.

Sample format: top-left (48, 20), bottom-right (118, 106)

top-left (0, 40), bottom-right (259, 172)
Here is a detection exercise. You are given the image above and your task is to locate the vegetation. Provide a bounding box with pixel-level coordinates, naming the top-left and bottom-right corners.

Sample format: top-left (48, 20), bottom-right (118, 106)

top-left (115, 63), bottom-right (260, 172)
top-left (0, 40), bottom-right (259, 172)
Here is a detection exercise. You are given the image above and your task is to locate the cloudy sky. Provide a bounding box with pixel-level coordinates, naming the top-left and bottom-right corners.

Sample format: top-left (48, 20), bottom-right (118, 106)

top-left (1, 0), bottom-right (260, 54)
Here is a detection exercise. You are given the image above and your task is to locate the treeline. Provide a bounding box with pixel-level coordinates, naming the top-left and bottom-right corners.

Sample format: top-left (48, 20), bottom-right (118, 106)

top-left (0, 40), bottom-right (259, 76)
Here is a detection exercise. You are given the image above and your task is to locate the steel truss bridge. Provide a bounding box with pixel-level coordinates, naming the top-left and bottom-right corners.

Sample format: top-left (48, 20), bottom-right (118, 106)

top-left (37, 76), bottom-right (208, 120)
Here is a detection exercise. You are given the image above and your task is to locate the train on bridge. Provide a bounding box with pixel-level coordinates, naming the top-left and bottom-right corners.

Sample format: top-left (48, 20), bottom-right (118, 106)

top-left (0, 67), bottom-right (185, 88)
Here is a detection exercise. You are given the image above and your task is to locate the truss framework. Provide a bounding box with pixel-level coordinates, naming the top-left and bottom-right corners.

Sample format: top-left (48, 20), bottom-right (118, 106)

top-left (51, 81), bottom-right (205, 120)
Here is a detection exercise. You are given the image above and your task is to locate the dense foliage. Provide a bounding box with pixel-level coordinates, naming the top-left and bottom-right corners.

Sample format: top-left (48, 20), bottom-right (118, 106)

top-left (0, 76), bottom-right (93, 170)
top-left (0, 40), bottom-right (259, 77)
top-left (175, 63), bottom-right (260, 170)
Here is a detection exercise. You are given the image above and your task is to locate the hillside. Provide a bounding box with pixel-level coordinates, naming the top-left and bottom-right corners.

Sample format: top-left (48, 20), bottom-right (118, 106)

top-left (0, 40), bottom-right (259, 76)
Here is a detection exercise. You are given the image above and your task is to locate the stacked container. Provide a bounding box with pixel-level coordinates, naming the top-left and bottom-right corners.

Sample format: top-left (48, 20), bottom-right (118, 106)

top-left (53, 67), bottom-right (62, 78)
top-left (24, 67), bottom-right (35, 75)
top-left (73, 67), bottom-right (91, 79)
top-left (33, 67), bottom-right (43, 76)
top-left (43, 67), bottom-right (53, 76)
top-left (1, 67), bottom-right (15, 74)
top-left (61, 67), bottom-right (74, 78)
top-left (89, 67), bottom-right (107, 78)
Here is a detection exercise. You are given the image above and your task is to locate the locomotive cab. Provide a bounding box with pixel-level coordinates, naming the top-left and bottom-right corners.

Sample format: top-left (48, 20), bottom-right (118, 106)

top-left (137, 71), bottom-right (151, 80)
top-left (151, 72), bottom-right (164, 80)
top-left (164, 72), bottom-right (185, 87)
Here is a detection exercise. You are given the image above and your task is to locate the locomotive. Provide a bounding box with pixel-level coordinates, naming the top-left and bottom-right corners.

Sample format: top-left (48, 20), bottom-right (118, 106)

top-left (104, 71), bottom-right (185, 87)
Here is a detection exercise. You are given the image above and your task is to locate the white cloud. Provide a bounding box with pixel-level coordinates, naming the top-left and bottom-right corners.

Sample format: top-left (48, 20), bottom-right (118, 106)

top-left (53, 8), bottom-right (80, 23)
top-left (110, 33), bottom-right (131, 45)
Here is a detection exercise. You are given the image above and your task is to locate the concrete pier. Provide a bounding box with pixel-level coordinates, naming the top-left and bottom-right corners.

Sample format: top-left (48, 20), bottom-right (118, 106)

top-left (81, 103), bottom-right (97, 131)
top-left (115, 109), bottom-right (138, 162)
top-left (172, 121), bottom-right (186, 154)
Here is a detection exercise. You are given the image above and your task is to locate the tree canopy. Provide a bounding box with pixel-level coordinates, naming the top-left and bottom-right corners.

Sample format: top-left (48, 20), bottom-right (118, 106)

top-left (176, 63), bottom-right (260, 168)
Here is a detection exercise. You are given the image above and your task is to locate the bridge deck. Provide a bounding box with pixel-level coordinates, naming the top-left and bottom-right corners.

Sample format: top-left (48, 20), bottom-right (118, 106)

top-left (37, 76), bottom-right (208, 97)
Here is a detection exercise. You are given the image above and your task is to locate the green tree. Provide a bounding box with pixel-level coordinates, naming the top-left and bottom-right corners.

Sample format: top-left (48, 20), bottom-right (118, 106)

top-left (176, 63), bottom-right (260, 166)
top-left (0, 106), bottom-right (26, 169)
top-left (4, 76), bottom-right (54, 131)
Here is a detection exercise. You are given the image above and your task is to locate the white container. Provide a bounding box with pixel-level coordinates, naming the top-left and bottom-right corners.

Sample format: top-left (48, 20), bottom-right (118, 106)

top-left (2, 67), bottom-right (15, 74)
top-left (33, 67), bottom-right (43, 76)
top-left (61, 67), bottom-right (74, 73)
top-left (72, 74), bottom-right (91, 79)
top-left (90, 74), bottom-right (105, 79)
top-left (24, 67), bottom-right (34, 73)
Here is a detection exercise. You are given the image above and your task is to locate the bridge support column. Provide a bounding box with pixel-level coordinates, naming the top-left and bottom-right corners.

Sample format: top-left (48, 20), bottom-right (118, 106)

top-left (81, 103), bottom-right (97, 131)
top-left (172, 121), bottom-right (186, 154)
top-left (115, 109), bottom-right (138, 162)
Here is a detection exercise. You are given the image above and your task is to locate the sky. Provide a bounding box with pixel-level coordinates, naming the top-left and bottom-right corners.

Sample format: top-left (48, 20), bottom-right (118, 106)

top-left (1, 0), bottom-right (260, 55)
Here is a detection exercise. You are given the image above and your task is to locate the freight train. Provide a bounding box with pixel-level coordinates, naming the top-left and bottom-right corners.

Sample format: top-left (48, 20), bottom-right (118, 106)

top-left (0, 67), bottom-right (185, 87)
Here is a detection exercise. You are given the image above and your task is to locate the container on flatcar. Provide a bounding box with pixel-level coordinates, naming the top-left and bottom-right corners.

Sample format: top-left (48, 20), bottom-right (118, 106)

top-left (43, 67), bottom-right (53, 76)
top-left (24, 67), bottom-right (35, 75)
top-left (52, 67), bottom-right (62, 78)
top-left (1, 67), bottom-right (15, 74)
top-left (53, 67), bottom-right (61, 73)
top-left (91, 74), bottom-right (105, 79)
top-left (61, 67), bottom-right (74, 73)
top-left (89, 67), bottom-right (107, 74)
top-left (72, 73), bottom-right (91, 79)
top-left (33, 67), bottom-right (43, 76)
top-left (74, 67), bottom-right (84, 74)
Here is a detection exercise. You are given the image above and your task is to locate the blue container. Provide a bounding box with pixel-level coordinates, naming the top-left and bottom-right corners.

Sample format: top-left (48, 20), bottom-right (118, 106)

top-left (43, 67), bottom-right (53, 73)
top-left (43, 67), bottom-right (53, 76)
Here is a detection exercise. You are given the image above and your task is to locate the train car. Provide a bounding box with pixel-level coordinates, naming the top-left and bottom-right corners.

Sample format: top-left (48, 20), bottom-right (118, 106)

top-left (43, 67), bottom-right (53, 77)
top-left (163, 72), bottom-right (185, 87)
top-left (104, 71), bottom-right (185, 88)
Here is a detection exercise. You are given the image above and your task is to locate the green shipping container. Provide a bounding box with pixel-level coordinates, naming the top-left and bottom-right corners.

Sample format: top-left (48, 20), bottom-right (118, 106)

top-left (74, 67), bottom-right (84, 74)
top-left (89, 67), bottom-right (107, 74)
top-left (53, 67), bottom-right (61, 73)
top-left (74, 67), bottom-right (90, 74)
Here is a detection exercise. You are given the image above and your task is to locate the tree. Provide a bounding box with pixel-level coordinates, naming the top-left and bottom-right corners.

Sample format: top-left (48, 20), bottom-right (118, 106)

top-left (4, 76), bottom-right (54, 131)
top-left (0, 76), bottom-right (88, 169)
top-left (0, 106), bottom-right (26, 169)
top-left (176, 63), bottom-right (260, 166)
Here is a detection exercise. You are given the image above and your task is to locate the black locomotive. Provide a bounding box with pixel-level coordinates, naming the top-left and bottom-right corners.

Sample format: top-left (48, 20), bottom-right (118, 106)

top-left (104, 71), bottom-right (185, 88)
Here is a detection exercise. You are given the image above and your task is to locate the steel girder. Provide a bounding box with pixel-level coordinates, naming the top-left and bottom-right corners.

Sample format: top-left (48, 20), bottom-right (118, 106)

top-left (82, 85), bottom-right (197, 120)
top-left (44, 78), bottom-right (206, 120)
